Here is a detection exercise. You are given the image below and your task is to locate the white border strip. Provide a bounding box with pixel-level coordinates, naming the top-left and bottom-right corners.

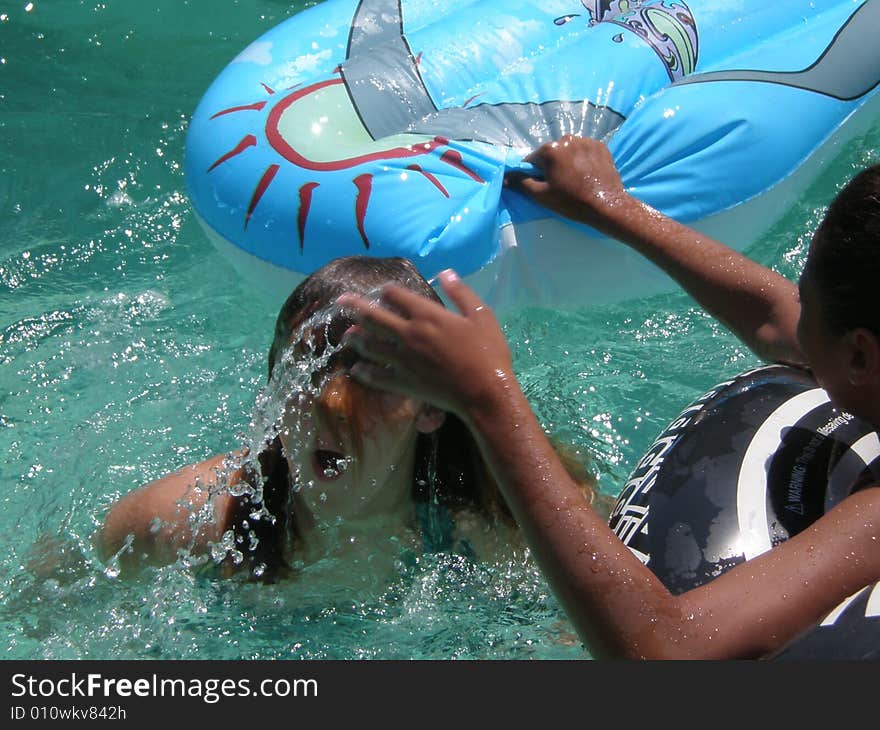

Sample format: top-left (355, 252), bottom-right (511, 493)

top-left (866, 583), bottom-right (880, 619)
top-left (847, 432), bottom-right (880, 464)
top-left (821, 586), bottom-right (869, 626)
top-left (826, 431), bottom-right (880, 509)
top-left (736, 388), bottom-right (830, 560)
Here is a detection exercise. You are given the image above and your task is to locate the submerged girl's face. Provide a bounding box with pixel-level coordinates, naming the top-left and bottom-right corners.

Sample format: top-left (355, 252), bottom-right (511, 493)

top-left (278, 371), bottom-right (435, 522)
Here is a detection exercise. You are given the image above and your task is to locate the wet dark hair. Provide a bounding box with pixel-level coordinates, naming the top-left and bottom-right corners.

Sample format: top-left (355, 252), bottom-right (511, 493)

top-left (228, 256), bottom-right (507, 579)
top-left (266, 256), bottom-right (440, 378)
top-left (805, 163), bottom-right (880, 337)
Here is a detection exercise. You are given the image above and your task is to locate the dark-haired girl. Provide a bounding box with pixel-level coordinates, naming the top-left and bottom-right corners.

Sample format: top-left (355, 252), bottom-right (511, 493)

top-left (100, 257), bottom-right (568, 580)
top-left (341, 137), bottom-right (880, 659)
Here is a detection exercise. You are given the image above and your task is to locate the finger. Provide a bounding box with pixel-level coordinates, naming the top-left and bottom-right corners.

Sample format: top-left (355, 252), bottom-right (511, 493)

top-left (337, 292), bottom-right (408, 337)
top-left (436, 270), bottom-right (491, 319)
top-left (349, 361), bottom-right (414, 397)
top-left (504, 172), bottom-right (549, 198)
top-left (379, 284), bottom-right (445, 321)
top-left (343, 325), bottom-right (404, 367)
top-left (522, 140), bottom-right (558, 167)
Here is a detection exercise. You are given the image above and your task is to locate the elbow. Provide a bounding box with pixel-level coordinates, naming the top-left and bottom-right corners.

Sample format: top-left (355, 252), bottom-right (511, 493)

top-left (591, 602), bottom-right (734, 660)
top-left (98, 504), bottom-right (134, 562)
top-left (98, 496), bottom-right (163, 567)
top-left (604, 638), bottom-right (724, 661)
top-left (750, 330), bottom-right (806, 367)
top-left (602, 637), bottom-right (698, 661)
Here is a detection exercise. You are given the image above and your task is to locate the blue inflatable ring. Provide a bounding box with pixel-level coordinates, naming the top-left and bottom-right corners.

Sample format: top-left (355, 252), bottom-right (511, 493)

top-left (185, 1), bottom-right (880, 309)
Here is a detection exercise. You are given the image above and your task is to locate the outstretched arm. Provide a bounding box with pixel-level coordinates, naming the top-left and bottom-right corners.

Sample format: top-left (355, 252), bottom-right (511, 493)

top-left (99, 453), bottom-right (241, 570)
top-left (508, 136), bottom-right (804, 366)
top-left (340, 274), bottom-right (880, 659)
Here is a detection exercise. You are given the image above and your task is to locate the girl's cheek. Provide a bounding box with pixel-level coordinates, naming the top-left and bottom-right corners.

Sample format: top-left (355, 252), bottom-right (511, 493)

top-left (378, 393), bottom-right (418, 420)
top-left (278, 404), bottom-right (314, 452)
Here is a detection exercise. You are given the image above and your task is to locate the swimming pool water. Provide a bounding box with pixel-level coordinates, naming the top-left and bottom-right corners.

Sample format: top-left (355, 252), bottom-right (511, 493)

top-left (2, 0), bottom-right (879, 660)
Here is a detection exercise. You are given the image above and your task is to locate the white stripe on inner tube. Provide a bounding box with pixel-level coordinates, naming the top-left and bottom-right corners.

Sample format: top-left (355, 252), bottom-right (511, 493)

top-left (736, 388), bottom-right (830, 561)
top-left (867, 583), bottom-right (880, 619)
top-left (820, 585), bottom-right (869, 626)
top-left (825, 431), bottom-right (880, 511)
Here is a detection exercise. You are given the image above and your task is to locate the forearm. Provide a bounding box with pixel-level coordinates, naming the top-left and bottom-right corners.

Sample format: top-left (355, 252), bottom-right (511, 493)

top-left (464, 378), bottom-right (880, 659)
top-left (343, 273), bottom-right (810, 659)
top-left (462, 382), bottom-right (687, 659)
top-left (596, 194), bottom-right (803, 364)
top-left (517, 137), bottom-right (805, 364)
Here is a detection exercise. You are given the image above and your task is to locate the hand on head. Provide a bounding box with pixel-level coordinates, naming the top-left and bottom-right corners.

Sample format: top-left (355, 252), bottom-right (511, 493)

top-left (338, 270), bottom-right (514, 422)
top-left (505, 135), bottom-right (629, 231)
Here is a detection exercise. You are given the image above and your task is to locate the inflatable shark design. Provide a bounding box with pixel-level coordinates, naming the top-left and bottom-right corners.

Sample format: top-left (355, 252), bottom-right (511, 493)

top-left (185, 0), bottom-right (880, 310)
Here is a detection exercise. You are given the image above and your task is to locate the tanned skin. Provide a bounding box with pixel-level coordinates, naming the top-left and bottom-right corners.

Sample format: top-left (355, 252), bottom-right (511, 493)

top-left (339, 137), bottom-right (880, 659)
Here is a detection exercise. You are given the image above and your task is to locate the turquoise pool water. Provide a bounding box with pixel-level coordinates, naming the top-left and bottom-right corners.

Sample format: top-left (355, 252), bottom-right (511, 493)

top-left (2, 1), bottom-right (879, 660)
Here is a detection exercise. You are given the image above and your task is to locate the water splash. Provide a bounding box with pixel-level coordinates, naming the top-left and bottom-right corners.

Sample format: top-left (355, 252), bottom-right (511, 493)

top-left (184, 292), bottom-right (385, 574)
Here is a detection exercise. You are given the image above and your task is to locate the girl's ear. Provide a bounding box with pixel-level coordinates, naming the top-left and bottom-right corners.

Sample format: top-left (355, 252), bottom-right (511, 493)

top-left (415, 405), bottom-right (446, 434)
top-left (846, 328), bottom-right (880, 386)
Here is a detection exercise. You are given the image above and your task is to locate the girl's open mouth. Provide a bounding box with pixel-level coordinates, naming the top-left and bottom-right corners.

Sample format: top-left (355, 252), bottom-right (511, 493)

top-left (312, 449), bottom-right (350, 482)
